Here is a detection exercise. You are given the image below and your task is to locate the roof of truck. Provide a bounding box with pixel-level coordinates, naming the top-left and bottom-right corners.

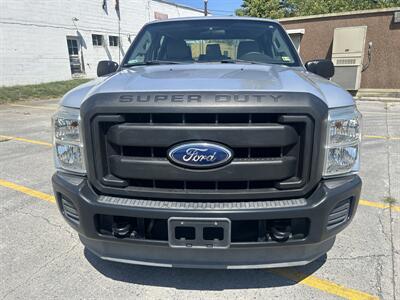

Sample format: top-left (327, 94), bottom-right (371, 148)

top-left (148, 16), bottom-right (279, 25)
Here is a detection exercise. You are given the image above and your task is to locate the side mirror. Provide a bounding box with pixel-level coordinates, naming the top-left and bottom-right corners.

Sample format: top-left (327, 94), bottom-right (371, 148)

top-left (305, 59), bottom-right (334, 79)
top-left (97, 60), bottom-right (119, 77)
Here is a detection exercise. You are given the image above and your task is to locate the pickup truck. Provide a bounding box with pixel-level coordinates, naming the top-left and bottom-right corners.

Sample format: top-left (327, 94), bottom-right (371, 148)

top-left (52, 17), bottom-right (362, 269)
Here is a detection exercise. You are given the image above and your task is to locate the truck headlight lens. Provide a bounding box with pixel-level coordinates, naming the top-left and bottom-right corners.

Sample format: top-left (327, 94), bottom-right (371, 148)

top-left (323, 106), bottom-right (362, 177)
top-left (52, 107), bottom-right (86, 174)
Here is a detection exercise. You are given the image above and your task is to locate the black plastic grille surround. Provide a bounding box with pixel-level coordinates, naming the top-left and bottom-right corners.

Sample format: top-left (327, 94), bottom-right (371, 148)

top-left (93, 113), bottom-right (312, 196)
top-left (81, 92), bottom-right (327, 201)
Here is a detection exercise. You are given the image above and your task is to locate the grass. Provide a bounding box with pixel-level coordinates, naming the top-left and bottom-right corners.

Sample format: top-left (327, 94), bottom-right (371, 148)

top-left (0, 79), bottom-right (91, 104)
top-left (383, 196), bottom-right (397, 205)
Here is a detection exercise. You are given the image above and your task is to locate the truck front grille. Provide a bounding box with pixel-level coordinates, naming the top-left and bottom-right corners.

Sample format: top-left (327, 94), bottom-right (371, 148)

top-left (81, 92), bottom-right (328, 202)
top-left (88, 112), bottom-right (316, 201)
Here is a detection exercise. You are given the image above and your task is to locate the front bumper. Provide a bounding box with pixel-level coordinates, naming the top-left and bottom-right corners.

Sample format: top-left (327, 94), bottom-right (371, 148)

top-left (52, 173), bottom-right (361, 269)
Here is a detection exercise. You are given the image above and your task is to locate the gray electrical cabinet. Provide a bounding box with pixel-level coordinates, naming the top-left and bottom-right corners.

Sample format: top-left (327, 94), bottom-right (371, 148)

top-left (331, 26), bottom-right (367, 91)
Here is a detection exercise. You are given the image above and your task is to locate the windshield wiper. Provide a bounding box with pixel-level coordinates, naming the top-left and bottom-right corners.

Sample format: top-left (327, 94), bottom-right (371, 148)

top-left (123, 60), bottom-right (184, 68)
top-left (219, 59), bottom-right (267, 65)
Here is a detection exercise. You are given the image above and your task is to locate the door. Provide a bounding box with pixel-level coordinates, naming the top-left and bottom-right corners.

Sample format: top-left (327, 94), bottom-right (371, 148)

top-left (331, 26), bottom-right (367, 90)
top-left (66, 37), bottom-right (83, 74)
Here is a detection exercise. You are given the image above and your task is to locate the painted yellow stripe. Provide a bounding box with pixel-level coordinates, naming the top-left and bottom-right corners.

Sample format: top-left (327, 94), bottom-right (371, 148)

top-left (0, 135), bottom-right (52, 147)
top-left (0, 179), bottom-right (55, 203)
top-left (9, 104), bottom-right (57, 110)
top-left (363, 135), bottom-right (400, 140)
top-left (360, 199), bottom-right (400, 212)
top-left (364, 135), bottom-right (387, 139)
top-left (272, 269), bottom-right (378, 300)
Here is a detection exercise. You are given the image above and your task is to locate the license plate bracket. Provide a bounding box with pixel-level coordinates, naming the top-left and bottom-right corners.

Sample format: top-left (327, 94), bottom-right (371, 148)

top-left (168, 217), bottom-right (231, 249)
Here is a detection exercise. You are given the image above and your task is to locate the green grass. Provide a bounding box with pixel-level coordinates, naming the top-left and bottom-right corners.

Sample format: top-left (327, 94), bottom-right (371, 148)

top-left (0, 79), bottom-right (91, 104)
top-left (383, 196), bottom-right (397, 205)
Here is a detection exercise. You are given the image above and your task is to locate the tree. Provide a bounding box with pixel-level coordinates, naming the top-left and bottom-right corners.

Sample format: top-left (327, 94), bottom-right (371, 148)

top-left (235, 0), bottom-right (400, 18)
top-left (236, 0), bottom-right (287, 19)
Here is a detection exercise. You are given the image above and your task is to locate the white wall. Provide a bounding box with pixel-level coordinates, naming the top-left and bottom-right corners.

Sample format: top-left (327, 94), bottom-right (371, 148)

top-left (0, 0), bottom-right (203, 86)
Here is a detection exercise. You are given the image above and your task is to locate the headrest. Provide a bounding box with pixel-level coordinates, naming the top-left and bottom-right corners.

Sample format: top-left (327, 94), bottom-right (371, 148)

top-left (206, 44), bottom-right (222, 57)
top-left (165, 40), bottom-right (192, 61)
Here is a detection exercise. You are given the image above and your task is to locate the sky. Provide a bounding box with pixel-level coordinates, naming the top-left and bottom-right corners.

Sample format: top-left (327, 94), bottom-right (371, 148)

top-left (170, 0), bottom-right (243, 16)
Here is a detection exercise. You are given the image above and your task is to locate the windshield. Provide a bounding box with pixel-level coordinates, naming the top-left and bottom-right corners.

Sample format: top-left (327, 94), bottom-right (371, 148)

top-left (122, 19), bottom-right (301, 67)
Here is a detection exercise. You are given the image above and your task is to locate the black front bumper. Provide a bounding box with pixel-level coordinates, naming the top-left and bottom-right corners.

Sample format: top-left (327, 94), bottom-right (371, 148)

top-left (52, 173), bottom-right (361, 269)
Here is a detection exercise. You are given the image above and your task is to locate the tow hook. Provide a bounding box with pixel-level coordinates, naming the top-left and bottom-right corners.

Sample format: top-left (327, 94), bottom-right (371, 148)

top-left (270, 224), bottom-right (292, 242)
top-left (112, 222), bottom-right (131, 238)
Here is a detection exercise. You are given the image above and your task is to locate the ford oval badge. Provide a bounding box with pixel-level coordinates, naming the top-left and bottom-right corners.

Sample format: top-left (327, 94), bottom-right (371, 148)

top-left (168, 142), bottom-right (233, 169)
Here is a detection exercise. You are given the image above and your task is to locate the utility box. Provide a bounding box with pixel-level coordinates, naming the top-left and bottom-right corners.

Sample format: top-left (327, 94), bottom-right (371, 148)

top-left (331, 26), bottom-right (367, 91)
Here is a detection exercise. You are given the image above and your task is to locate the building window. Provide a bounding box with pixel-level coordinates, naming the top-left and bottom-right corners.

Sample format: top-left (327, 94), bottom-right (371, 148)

top-left (67, 38), bottom-right (79, 55)
top-left (109, 36), bottom-right (119, 47)
top-left (92, 34), bottom-right (104, 46)
top-left (154, 12), bottom-right (168, 20)
top-left (286, 29), bottom-right (305, 53)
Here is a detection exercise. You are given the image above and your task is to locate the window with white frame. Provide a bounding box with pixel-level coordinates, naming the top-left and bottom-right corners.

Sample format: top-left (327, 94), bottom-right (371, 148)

top-left (286, 29), bottom-right (305, 53)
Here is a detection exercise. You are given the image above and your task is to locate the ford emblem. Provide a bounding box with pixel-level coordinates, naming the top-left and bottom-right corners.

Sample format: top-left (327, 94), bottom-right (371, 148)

top-left (168, 142), bottom-right (233, 169)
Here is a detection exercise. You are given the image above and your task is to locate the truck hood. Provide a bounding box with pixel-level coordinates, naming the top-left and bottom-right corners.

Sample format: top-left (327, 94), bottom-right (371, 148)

top-left (61, 64), bottom-right (354, 108)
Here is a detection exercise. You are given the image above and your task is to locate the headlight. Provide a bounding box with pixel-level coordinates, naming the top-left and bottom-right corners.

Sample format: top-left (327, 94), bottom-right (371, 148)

top-left (323, 106), bottom-right (362, 177)
top-left (52, 106), bottom-right (86, 174)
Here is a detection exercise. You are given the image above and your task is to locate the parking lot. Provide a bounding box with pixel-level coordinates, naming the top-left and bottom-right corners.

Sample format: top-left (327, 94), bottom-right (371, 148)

top-left (0, 99), bottom-right (399, 299)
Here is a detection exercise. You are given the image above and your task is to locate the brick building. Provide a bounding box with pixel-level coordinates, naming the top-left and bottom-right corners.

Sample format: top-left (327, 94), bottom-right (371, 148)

top-left (281, 8), bottom-right (400, 97)
top-left (0, 0), bottom-right (203, 86)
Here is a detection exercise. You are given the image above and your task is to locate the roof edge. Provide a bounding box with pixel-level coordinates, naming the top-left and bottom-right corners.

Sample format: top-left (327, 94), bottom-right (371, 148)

top-left (279, 7), bottom-right (400, 22)
top-left (148, 16), bottom-right (279, 24)
top-left (152, 0), bottom-right (205, 13)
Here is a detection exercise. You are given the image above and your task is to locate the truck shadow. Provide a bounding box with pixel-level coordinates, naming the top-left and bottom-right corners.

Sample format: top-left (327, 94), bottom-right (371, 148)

top-left (84, 248), bottom-right (327, 290)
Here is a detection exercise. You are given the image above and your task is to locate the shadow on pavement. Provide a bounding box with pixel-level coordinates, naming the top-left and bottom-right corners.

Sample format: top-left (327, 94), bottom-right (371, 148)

top-left (84, 248), bottom-right (326, 290)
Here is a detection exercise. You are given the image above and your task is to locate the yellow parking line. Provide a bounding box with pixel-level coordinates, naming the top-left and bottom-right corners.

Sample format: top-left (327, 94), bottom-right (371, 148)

top-left (360, 199), bottom-right (400, 212)
top-left (0, 179), bottom-right (55, 203)
top-left (9, 104), bottom-right (57, 110)
top-left (364, 135), bottom-right (400, 140)
top-left (364, 135), bottom-right (387, 139)
top-left (363, 135), bottom-right (400, 140)
top-left (0, 178), bottom-right (384, 299)
top-left (0, 135), bottom-right (52, 147)
top-left (272, 269), bottom-right (378, 300)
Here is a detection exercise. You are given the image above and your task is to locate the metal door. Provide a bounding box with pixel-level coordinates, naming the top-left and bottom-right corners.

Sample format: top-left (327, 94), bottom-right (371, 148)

top-left (66, 37), bottom-right (82, 74)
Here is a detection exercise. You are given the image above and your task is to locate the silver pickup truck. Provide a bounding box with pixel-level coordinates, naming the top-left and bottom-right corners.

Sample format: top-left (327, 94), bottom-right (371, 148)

top-left (52, 17), bottom-right (362, 269)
